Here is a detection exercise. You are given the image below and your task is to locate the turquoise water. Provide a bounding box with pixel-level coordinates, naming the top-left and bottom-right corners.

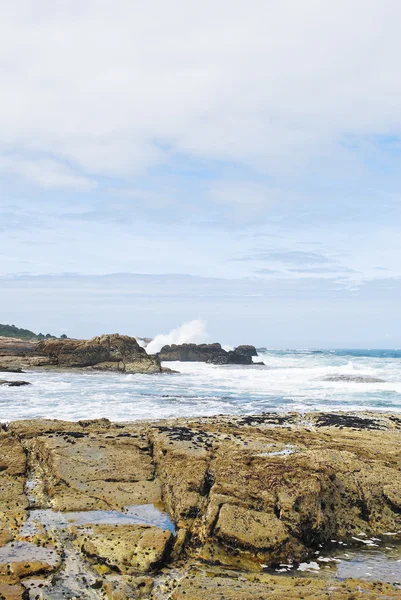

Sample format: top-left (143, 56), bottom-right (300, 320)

top-left (1, 348), bottom-right (401, 421)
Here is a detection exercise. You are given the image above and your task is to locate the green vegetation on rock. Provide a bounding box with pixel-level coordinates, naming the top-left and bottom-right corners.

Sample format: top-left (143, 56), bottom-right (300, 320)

top-left (0, 323), bottom-right (39, 339)
top-left (0, 323), bottom-right (62, 340)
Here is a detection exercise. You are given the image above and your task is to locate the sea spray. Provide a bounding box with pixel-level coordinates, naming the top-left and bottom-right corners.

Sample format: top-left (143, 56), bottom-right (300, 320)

top-left (146, 319), bottom-right (207, 354)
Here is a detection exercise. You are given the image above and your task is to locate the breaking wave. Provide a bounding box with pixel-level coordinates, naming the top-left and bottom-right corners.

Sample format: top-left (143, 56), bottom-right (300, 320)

top-left (146, 320), bottom-right (207, 355)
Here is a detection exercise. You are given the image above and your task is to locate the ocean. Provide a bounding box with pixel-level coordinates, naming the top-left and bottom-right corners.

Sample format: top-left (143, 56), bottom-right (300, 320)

top-left (1, 348), bottom-right (401, 422)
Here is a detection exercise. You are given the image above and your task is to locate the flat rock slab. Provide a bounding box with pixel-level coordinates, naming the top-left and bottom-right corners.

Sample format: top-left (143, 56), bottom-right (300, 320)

top-left (32, 431), bottom-right (161, 511)
top-left (0, 411), bottom-right (400, 597)
top-left (164, 567), bottom-right (401, 599)
top-left (0, 541), bottom-right (60, 583)
top-left (73, 523), bottom-right (173, 573)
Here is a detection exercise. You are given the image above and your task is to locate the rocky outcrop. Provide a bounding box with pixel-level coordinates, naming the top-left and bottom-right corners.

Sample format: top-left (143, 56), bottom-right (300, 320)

top-left (234, 344), bottom-right (258, 357)
top-left (0, 335), bottom-right (260, 373)
top-left (0, 380), bottom-right (31, 387)
top-left (37, 333), bottom-right (162, 373)
top-left (0, 337), bottom-right (39, 356)
top-left (0, 334), bottom-right (162, 374)
top-left (1, 412), bottom-right (401, 597)
top-left (0, 366), bottom-right (24, 373)
top-left (158, 342), bottom-right (259, 365)
top-left (323, 374), bottom-right (385, 383)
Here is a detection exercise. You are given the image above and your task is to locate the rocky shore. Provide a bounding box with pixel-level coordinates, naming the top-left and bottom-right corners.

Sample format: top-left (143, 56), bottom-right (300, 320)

top-left (0, 411), bottom-right (400, 598)
top-left (0, 336), bottom-right (263, 376)
top-left (0, 334), bottom-right (162, 375)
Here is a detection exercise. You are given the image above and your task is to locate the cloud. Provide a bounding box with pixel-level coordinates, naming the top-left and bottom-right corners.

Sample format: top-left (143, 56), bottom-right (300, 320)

top-left (0, 156), bottom-right (96, 190)
top-left (1, 272), bottom-right (399, 347)
top-left (286, 266), bottom-right (357, 274)
top-left (254, 268), bottom-right (283, 275)
top-left (236, 249), bottom-right (360, 278)
top-left (207, 181), bottom-right (281, 218)
top-left (1, 0), bottom-right (401, 188)
top-left (235, 250), bottom-right (338, 266)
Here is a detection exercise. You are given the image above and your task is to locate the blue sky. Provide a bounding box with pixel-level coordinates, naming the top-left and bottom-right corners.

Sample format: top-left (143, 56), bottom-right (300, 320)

top-left (1, 0), bottom-right (401, 347)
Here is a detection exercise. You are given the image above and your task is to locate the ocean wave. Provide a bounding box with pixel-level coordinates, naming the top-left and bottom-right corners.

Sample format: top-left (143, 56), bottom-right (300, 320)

top-left (1, 348), bottom-right (401, 421)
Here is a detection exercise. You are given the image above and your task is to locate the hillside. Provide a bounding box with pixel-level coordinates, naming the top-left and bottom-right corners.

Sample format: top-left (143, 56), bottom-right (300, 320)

top-left (0, 323), bottom-right (60, 340)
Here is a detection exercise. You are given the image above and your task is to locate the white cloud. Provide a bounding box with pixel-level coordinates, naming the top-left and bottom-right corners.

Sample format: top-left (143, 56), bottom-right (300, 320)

top-left (208, 181), bottom-right (279, 212)
top-left (0, 156), bottom-right (96, 190)
top-left (0, 0), bottom-right (401, 185)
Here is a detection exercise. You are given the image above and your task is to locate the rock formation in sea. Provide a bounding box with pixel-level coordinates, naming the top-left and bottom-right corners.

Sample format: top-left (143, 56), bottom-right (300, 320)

top-left (0, 411), bottom-right (400, 597)
top-left (158, 342), bottom-right (259, 364)
top-left (323, 374), bottom-right (385, 383)
top-left (0, 379), bottom-right (31, 386)
top-left (37, 334), bottom-right (162, 373)
top-left (0, 333), bottom-right (162, 374)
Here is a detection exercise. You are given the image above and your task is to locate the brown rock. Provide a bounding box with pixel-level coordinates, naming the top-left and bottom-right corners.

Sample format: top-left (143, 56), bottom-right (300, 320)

top-left (32, 431), bottom-right (162, 511)
top-left (0, 333), bottom-right (163, 374)
top-left (167, 566), bottom-right (401, 599)
top-left (0, 581), bottom-right (28, 600)
top-left (74, 524), bottom-right (173, 573)
top-left (0, 411), bottom-right (400, 596)
top-left (0, 433), bottom-right (28, 538)
top-left (102, 575), bottom-right (153, 599)
top-left (37, 333), bottom-right (161, 373)
top-left (148, 412), bottom-right (401, 569)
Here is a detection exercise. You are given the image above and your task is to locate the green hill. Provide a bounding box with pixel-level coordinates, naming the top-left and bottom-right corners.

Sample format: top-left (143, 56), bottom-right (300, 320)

top-left (0, 324), bottom-right (63, 340)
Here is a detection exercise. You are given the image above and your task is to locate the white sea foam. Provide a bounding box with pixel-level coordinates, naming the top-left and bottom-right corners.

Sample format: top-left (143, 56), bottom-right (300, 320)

top-left (146, 320), bottom-right (207, 354)
top-left (0, 348), bottom-right (401, 421)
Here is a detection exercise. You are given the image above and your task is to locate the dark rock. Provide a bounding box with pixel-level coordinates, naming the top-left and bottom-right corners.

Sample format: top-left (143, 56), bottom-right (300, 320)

top-left (0, 365), bottom-right (24, 373)
top-left (0, 379), bottom-right (31, 386)
top-left (158, 343), bottom-right (225, 362)
top-left (314, 413), bottom-right (383, 430)
top-left (158, 343), bottom-right (258, 365)
top-left (234, 345), bottom-right (258, 357)
top-left (209, 351), bottom-right (252, 365)
top-left (323, 374), bottom-right (385, 383)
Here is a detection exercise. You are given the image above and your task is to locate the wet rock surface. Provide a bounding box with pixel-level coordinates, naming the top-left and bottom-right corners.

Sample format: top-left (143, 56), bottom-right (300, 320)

top-left (0, 411), bottom-right (400, 597)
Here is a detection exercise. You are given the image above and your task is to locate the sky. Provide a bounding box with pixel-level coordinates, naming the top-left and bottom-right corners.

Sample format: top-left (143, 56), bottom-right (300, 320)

top-left (1, 0), bottom-right (401, 347)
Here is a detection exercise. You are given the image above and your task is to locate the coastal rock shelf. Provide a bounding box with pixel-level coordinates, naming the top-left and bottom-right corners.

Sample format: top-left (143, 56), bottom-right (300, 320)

top-left (0, 412), bottom-right (400, 598)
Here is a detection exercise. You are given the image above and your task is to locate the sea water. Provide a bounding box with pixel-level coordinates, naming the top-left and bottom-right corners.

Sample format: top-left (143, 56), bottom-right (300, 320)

top-left (1, 349), bottom-right (401, 421)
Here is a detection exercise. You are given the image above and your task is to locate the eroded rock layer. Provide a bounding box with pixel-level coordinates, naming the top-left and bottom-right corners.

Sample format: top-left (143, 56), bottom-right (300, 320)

top-left (0, 411), bottom-right (400, 598)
